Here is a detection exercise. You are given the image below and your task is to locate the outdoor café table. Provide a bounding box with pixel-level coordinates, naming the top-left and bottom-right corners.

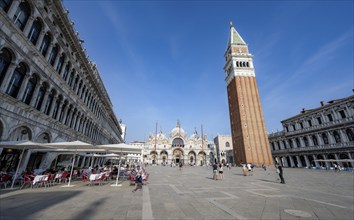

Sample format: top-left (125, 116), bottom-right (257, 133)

top-left (89, 173), bottom-right (102, 181)
top-left (33, 175), bottom-right (48, 185)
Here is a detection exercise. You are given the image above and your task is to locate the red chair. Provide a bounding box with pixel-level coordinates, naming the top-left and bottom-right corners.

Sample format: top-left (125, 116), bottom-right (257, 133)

top-left (20, 174), bottom-right (35, 189)
top-left (0, 174), bottom-right (11, 189)
top-left (82, 173), bottom-right (89, 182)
top-left (92, 173), bottom-right (106, 186)
top-left (59, 172), bottom-right (69, 183)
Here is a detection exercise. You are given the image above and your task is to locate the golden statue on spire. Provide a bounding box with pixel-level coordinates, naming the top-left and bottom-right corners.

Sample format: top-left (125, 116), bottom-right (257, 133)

top-left (230, 21), bottom-right (233, 28)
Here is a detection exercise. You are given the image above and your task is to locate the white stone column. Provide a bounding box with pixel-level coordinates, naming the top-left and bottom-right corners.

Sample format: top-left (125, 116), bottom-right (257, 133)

top-left (45, 43), bottom-right (54, 60)
top-left (23, 16), bottom-right (35, 37)
top-left (29, 81), bottom-right (42, 107)
top-left (7, 0), bottom-right (21, 19)
top-left (40, 88), bottom-right (50, 112)
top-left (312, 155), bottom-right (320, 168)
top-left (35, 30), bottom-right (46, 49)
top-left (16, 73), bottom-right (31, 100)
top-left (296, 156), bottom-right (302, 167)
top-left (289, 156), bottom-right (295, 168)
top-left (55, 100), bottom-right (64, 120)
top-left (304, 155), bottom-right (311, 168)
top-left (322, 155), bottom-right (331, 168)
top-left (53, 48), bottom-right (62, 70)
top-left (61, 105), bottom-right (70, 123)
top-left (334, 154), bottom-right (343, 167)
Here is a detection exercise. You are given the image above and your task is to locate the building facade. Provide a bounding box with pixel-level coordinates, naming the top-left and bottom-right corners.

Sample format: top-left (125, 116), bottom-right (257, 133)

top-left (140, 122), bottom-right (214, 166)
top-left (269, 95), bottom-right (354, 168)
top-left (0, 0), bottom-right (124, 173)
top-left (223, 22), bottom-right (272, 165)
top-left (213, 135), bottom-right (233, 164)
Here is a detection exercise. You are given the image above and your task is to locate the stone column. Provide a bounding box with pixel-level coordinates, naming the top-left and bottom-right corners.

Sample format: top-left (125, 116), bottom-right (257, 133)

top-left (348, 153), bottom-right (354, 168)
top-left (304, 155), bottom-right (311, 168)
top-left (80, 156), bottom-right (86, 167)
top-left (289, 156), bottom-right (295, 168)
top-left (75, 156), bottom-right (80, 167)
top-left (316, 133), bottom-right (323, 145)
top-left (35, 30), bottom-right (46, 49)
top-left (339, 129), bottom-right (348, 142)
top-left (71, 112), bottom-right (78, 129)
top-left (40, 88), bottom-right (50, 112)
top-left (334, 154), bottom-right (343, 167)
top-left (53, 48), bottom-right (62, 70)
top-left (296, 156), bottom-right (302, 167)
top-left (0, 62), bottom-right (17, 92)
top-left (75, 116), bottom-right (81, 131)
top-left (59, 61), bottom-right (68, 77)
top-left (61, 105), bottom-right (70, 123)
top-left (48, 95), bottom-right (57, 117)
top-left (322, 154), bottom-right (331, 169)
top-left (23, 16), bottom-right (35, 37)
top-left (55, 100), bottom-right (64, 120)
top-left (327, 131), bottom-right (334, 144)
top-left (65, 109), bottom-right (73, 126)
top-left (312, 155), bottom-right (320, 168)
top-left (16, 73), bottom-right (31, 100)
top-left (29, 81), bottom-right (42, 107)
top-left (282, 157), bottom-right (289, 167)
top-left (45, 43), bottom-right (54, 60)
top-left (7, 0), bottom-right (21, 19)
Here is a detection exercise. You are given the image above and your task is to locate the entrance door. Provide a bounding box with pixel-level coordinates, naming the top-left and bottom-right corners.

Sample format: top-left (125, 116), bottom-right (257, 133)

top-left (176, 155), bottom-right (180, 164)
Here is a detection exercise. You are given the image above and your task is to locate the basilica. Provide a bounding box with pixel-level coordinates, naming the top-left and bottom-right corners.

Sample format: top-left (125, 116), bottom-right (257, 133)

top-left (140, 122), bottom-right (214, 166)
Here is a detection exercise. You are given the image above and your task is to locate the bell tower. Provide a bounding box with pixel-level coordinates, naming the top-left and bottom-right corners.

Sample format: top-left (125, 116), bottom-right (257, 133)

top-left (224, 22), bottom-right (273, 165)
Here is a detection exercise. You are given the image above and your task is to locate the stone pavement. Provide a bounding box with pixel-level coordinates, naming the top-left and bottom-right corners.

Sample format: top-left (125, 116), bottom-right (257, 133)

top-left (0, 166), bottom-right (353, 219)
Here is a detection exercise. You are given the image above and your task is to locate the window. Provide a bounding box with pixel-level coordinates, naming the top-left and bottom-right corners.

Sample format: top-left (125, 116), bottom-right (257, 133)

top-left (44, 91), bottom-right (54, 114)
top-left (289, 140), bottom-right (294, 148)
top-left (322, 133), bottom-right (329, 145)
top-left (225, 142), bottom-right (230, 147)
top-left (292, 125), bottom-right (296, 131)
top-left (0, 0), bottom-right (13, 13)
top-left (286, 126), bottom-right (289, 132)
top-left (35, 85), bottom-right (46, 110)
top-left (48, 44), bottom-right (58, 66)
top-left (282, 141), bottom-right (286, 149)
top-left (6, 63), bottom-right (26, 98)
top-left (13, 1), bottom-right (30, 31)
top-left (312, 135), bottom-right (318, 146)
top-left (39, 33), bottom-right (51, 56)
top-left (339, 110), bottom-right (346, 119)
top-left (28, 18), bottom-right (42, 45)
top-left (52, 98), bottom-right (60, 119)
top-left (333, 131), bottom-right (341, 143)
top-left (0, 48), bottom-right (12, 86)
top-left (327, 114), bottom-right (333, 122)
top-left (68, 71), bottom-right (74, 87)
top-left (56, 54), bottom-right (65, 73)
top-left (346, 129), bottom-right (354, 141)
top-left (317, 117), bottom-right (322, 125)
top-left (22, 75), bottom-right (37, 105)
top-left (62, 62), bottom-right (71, 80)
top-left (308, 120), bottom-right (312, 127)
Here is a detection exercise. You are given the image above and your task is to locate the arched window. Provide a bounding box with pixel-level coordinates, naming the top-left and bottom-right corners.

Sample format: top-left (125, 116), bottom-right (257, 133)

top-left (246, 62), bottom-right (249, 67)
top-left (289, 139), bottom-right (294, 148)
top-left (48, 44), bottom-right (58, 66)
top-left (44, 90), bottom-right (55, 114)
top-left (22, 75), bottom-right (37, 105)
top-left (39, 32), bottom-right (51, 56)
top-left (346, 129), bottom-right (354, 142)
top-left (56, 54), bottom-right (65, 73)
top-left (0, 0), bottom-right (13, 13)
top-left (312, 135), bottom-right (318, 146)
top-left (322, 133), bottom-right (329, 145)
top-left (271, 142), bottom-right (275, 151)
top-left (73, 76), bottom-right (79, 90)
top-left (172, 138), bottom-right (184, 147)
top-left (68, 70), bottom-right (75, 87)
top-left (35, 84), bottom-right (46, 110)
top-left (0, 48), bottom-right (12, 86)
top-left (27, 18), bottom-right (42, 45)
top-left (225, 142), bottom-right (230, 147)
top-left (6, 62), bottom-right (26, 98)
top-left (62, 62), bottom-right (70, 80)
top-left (52, 96), bottom-right (62, 119)
top-left (333, 131), bottom-right (341, 143)
top-left (13, 1), bottom-right (31, 31)
top-left (236, 61), bottom-right (239, 67)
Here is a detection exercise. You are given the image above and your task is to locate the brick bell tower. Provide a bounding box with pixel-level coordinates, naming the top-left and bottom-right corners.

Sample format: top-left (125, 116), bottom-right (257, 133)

top-left (224, 22), bottom-right (273, 166)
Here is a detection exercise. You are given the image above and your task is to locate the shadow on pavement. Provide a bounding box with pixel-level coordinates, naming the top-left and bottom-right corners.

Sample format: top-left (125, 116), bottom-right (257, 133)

top-left (258, 179), bottom-right (281, 184)
top-left (0, 190), bottom-right (83, 219)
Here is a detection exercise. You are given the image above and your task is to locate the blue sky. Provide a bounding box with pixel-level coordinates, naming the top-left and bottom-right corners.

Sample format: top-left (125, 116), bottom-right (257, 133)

top-left (63, 0), bottom-right (353, 143)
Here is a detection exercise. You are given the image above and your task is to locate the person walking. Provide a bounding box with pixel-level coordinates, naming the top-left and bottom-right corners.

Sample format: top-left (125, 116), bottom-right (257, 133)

top-left (132, 165), bottom-right (143, 192)
top-left (219, 163), bottom-right (224, 180)
top-left (276, 163), bottom-right (285, 184)
top-left (241, 162), bottom-right (247, 176)
top-left (213, 163), bottom-right (218, 180)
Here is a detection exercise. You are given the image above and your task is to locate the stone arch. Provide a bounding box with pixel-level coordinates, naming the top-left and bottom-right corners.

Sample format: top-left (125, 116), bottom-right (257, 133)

top-left (160, 150), bottom-right (168, 164)
top-left (8, 125), bottom-right (32, 141)
top-left (188, 150), bottom-right (196, 165)
top-left (198, 151), bottom-right (206, 166)
top-left (0, 118), bottom-right (5, 140)
top-left (172, 148), bottom-right (184, 164)
top-left (339, 153), bottom-right (352, 168)
top-left (35, 132), bottom-right (51, 143)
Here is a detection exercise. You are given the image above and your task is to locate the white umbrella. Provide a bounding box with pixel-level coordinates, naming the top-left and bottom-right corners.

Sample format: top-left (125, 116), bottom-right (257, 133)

top-left (0, 141), bottom-right (54, 189)
top-left (42, 141), bottom-right (96, 187)
top-left (97, 143), bottom-right (142, 187)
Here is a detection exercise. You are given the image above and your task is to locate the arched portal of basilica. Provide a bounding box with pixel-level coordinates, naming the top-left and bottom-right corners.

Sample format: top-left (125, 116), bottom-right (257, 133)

top-left (142, 122), bottom-right (214, 166)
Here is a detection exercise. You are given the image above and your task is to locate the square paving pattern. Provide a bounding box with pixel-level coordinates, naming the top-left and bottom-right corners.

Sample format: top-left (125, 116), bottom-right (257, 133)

top-left (1, 166), bottom-right (353, 219)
